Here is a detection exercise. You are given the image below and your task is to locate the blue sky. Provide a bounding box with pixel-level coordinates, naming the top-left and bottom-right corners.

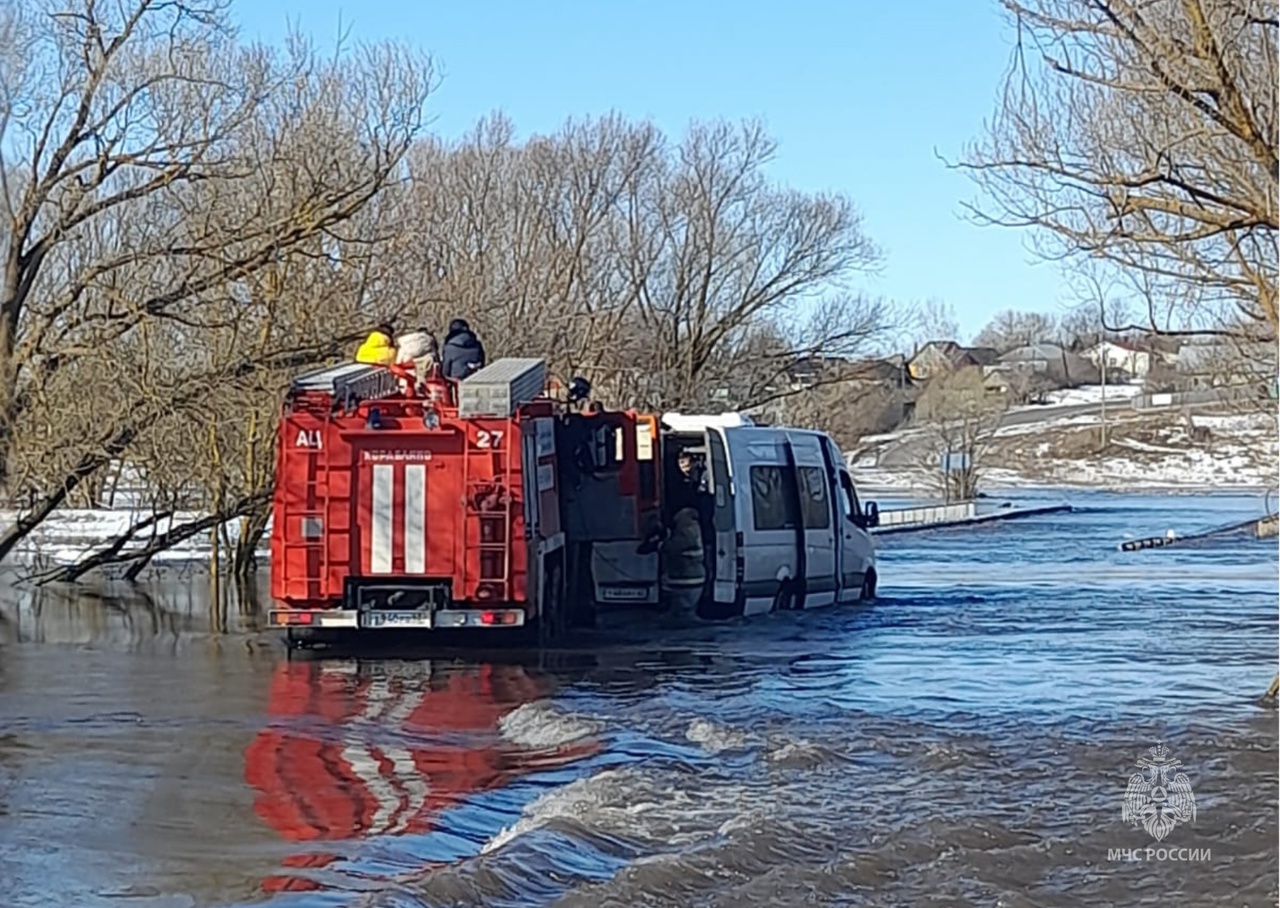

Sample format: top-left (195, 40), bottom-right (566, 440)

top-left (233, 0), bottom-right (1073, 341)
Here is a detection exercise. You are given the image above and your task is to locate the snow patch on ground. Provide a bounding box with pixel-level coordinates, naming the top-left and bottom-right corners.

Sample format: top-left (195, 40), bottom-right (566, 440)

top-left (0, 508), bottom-right (269, 568)
top-left (1039, 383), bottom-right (1143, 407)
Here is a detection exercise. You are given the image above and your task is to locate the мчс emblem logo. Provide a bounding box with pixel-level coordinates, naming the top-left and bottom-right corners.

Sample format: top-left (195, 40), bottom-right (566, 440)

top-left (1122, 743), bottom-right (1196, 842)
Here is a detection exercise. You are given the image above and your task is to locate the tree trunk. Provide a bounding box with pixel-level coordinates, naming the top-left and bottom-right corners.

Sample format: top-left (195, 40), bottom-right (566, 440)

top-left (231, 506), bottom-right (271, 581)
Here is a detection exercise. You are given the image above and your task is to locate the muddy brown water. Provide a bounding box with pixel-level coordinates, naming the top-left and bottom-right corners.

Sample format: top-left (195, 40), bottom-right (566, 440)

top-left (0, 490), bottom-right (1276, 907)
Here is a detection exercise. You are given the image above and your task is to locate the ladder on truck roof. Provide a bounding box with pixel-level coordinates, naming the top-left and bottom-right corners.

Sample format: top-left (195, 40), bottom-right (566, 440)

top-left (289, 362), bottom-right (399, 410)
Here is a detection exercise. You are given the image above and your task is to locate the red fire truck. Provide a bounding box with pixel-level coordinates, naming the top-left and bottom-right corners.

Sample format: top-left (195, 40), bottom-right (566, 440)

top-left (267, 358), bottom-right (662, 645)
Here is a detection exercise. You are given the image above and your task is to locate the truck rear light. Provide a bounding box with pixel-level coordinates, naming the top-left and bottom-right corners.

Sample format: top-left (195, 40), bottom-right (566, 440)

top-left (480, 611), bottom-right (497, 625)
top-left (480, 610), bottom-right (519, 626)
top-left (272, 611), bottom-right (314, 626)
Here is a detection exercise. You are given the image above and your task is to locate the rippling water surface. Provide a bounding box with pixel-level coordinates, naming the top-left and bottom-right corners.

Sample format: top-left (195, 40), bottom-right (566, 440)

top-left (1, 490), bottom-right (1276, 908)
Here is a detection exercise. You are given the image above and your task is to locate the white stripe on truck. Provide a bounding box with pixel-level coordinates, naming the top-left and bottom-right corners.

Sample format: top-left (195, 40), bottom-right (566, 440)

top-left (404, 464), bottom-right (426, 573)
top-left (371, 464), bottom-right (394, 573)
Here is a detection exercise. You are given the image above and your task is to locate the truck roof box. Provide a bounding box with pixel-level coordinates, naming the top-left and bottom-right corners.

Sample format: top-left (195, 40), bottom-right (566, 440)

top-left (457, 358), bottom-right (548, 418)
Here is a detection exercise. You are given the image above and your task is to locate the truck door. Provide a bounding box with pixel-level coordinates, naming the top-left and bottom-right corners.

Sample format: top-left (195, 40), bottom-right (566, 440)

top-left (790, 435), bottom-right (837, 608)
top-left (705, 428), bottom-right (737, 605)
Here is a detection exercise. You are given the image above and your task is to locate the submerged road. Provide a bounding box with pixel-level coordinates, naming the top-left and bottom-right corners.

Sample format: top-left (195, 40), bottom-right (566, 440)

top-left (0, 489), bottom-right (1275, 908)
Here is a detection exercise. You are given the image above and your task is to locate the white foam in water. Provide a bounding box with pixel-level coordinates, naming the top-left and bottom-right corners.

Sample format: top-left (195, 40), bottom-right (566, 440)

top-left (481, 766), bottom-right (755, 856)
top-left (498, 701), bottom-right (603, 749)
top-left (685, 718), bottom-right (750, 752)
top-left (482, 769), bottom-right (635, 854)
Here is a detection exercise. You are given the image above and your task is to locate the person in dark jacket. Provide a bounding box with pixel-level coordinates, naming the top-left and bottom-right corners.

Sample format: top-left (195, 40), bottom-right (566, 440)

top-left (441, 318), bottom-right (486, 380)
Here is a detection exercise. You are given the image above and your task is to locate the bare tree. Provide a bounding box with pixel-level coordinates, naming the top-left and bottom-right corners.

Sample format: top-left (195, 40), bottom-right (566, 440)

top-left (0, 0), bottom-right (433, 564)
top-left (960, 0), bottom-right (1278, 337)
top-left (397, 116), bottom-right (885, 411)
top-left (972, 308), bottom-right (1061, 351)
top-left (905, 297), bottom-right (963, 352)
top-left (912, 367), bottom-right (1007, 501)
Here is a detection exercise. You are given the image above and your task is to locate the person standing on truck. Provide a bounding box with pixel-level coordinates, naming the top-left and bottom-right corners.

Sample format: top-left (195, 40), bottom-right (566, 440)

top-left (441, 318), bottom-right (486, 380)
top-left (355, 324), bottom-right (397, 366)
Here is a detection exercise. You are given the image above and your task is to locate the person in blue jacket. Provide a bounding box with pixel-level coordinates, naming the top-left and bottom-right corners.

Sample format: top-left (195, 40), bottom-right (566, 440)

top-left (440, 318), bottom-right (486, 380)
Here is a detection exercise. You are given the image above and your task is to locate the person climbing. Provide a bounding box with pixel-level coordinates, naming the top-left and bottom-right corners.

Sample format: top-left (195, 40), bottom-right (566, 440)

top-left (440, 318), bottom-right (486, 380)
top-left (355, 324), bottom-right (397, 366)
top-left (394, 328), bottom-right (439, 392)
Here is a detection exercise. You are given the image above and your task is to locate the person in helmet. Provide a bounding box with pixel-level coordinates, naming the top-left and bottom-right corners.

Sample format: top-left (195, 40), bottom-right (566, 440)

top-left (355, 324), bottom-right (397, 366)
top-left (440, 318), bottom-right (486, 380)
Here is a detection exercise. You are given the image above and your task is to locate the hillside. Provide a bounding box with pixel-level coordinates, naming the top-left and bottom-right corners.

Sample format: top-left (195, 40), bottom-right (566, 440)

top-left (851, 404), bottom-right (1277, 493)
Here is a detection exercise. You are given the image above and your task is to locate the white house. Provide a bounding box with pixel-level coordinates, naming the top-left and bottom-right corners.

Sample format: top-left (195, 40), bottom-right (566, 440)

top-left (1085, 340), bottom-right (1152, 378)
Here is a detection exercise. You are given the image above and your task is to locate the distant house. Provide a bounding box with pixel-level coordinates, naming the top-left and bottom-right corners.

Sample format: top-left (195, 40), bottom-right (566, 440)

top-left (907, 341), bottom-right (999, 381)
top-left (985, 343), bottom-right (1101, 389)
top-left (1085, 339), bottom-right (1152, 378)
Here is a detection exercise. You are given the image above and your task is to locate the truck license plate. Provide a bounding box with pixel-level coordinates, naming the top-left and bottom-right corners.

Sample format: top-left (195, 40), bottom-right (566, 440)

top-left (360, 610), bottom-right (433, 629)
top-left (601, 586), bottom-right (648, 601)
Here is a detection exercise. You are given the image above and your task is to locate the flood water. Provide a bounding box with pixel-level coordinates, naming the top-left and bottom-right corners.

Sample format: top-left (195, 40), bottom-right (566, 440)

top-left (1, 489), bottom-right (1276, 907)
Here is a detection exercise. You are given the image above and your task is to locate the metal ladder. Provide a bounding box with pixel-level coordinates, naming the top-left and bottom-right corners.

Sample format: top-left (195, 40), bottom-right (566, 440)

top-left (291, 410), bottom-right (335, 599)
top-left (462, 426), bottom-right (515, 599)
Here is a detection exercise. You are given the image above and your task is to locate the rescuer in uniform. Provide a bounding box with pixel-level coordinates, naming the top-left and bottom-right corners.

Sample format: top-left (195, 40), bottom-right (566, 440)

top-left (659, 506), bottom-right (705, 623)
top-left (441, 318), bottom-right (487, 380)
top-left (355, 324), bottom-right (397, 366)
top-left (673, 450), bottom-right (716, 604)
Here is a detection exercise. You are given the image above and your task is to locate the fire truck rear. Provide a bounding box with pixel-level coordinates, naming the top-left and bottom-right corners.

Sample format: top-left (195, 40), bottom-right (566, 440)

top-left (268, 358), bottom-right (578, 645)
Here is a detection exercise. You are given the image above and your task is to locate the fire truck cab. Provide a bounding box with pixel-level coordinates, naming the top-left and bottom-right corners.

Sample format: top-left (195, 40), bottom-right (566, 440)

top-left (267, 357), bottom-right (658, 644)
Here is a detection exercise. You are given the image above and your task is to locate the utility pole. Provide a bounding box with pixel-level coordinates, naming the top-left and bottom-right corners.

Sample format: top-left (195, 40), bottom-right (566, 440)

top-left (1099, 326), bottom-right (1109, 450)
top-left (1100, 349), bottom-right (1108, 448)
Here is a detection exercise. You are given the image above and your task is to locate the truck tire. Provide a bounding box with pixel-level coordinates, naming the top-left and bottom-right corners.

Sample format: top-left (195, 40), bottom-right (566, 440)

top-left (538, 561), bottom-right (566, 646)
top-left (565, 542), bottom-right (597, 629)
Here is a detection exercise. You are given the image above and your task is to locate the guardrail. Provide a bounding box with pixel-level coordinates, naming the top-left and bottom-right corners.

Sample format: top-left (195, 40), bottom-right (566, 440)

top-left (872, 501), bottom-right (1072, 535)
top-left (875, 502), bottom-right (976, 528)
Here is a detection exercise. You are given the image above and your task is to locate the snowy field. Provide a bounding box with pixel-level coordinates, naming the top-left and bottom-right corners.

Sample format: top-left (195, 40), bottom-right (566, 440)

top-left (853, 410), bottom-right (1277, 494)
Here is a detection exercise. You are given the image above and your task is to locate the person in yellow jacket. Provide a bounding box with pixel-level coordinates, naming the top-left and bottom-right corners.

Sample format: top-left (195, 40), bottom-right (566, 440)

top-left (355, 324), bottom-right (397, 366)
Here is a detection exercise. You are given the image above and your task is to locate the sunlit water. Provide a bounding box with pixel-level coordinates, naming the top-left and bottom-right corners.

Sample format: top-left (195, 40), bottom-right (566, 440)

top-left (0, 490), bottom-right (1275, 907)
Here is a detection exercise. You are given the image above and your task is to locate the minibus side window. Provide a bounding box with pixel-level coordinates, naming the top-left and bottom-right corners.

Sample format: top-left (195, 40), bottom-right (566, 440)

top-left (797, 467), bottom-right (830, 529)
top-left (838, 471), bottom-right (861, 521)
top-left (750, 465), bottom-right (792, 531)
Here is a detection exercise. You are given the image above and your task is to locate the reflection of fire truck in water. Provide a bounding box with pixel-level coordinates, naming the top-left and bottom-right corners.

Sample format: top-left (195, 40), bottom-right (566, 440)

top-left (244, 659), bottom-right (600, 892)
